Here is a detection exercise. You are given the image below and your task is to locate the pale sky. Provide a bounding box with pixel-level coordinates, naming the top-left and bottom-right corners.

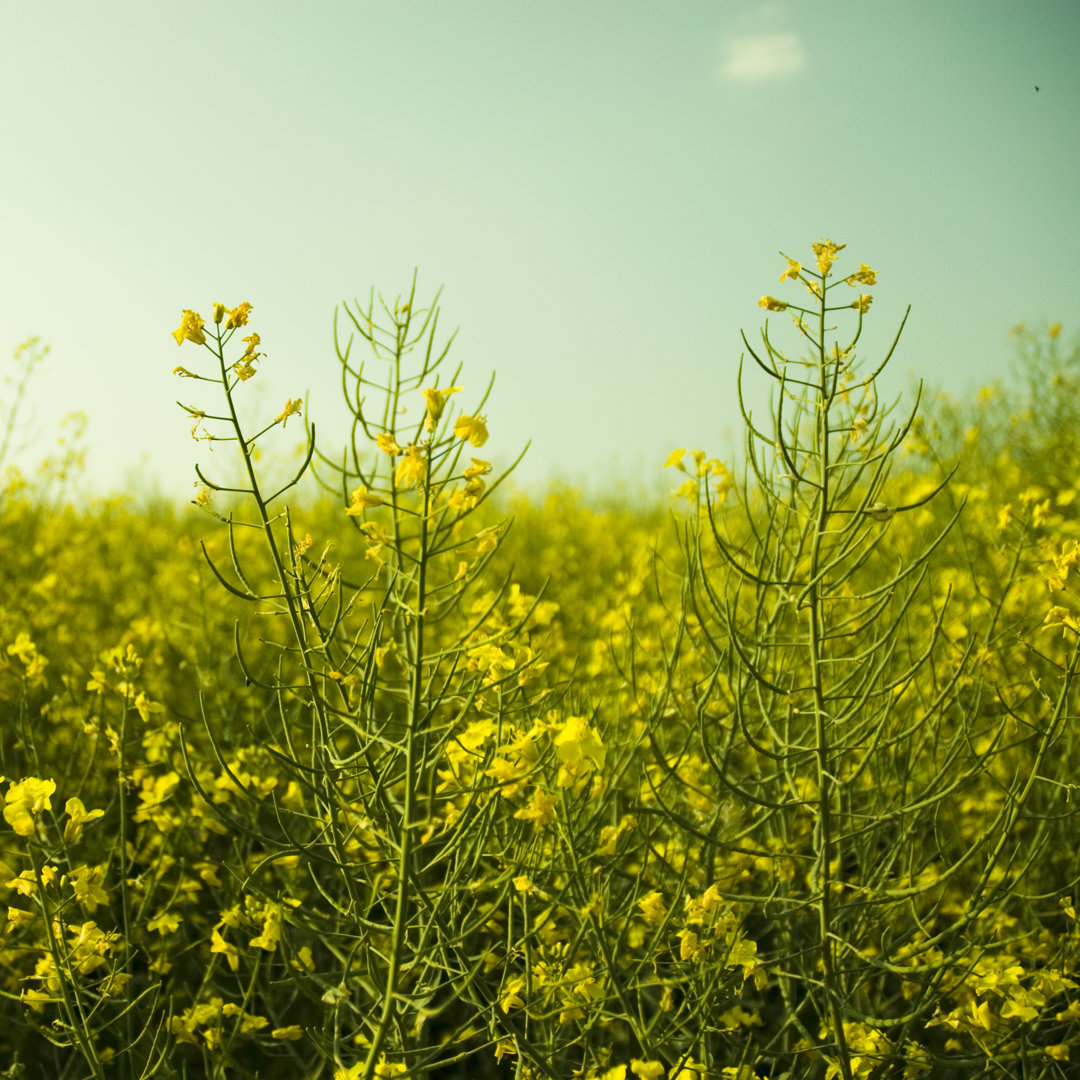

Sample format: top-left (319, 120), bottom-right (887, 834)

top-left (2, 1), bottom-right (1077, 503)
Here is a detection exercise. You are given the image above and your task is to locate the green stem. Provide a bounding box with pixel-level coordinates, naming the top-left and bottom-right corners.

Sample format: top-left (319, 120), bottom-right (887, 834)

top-left (29, 844), bottom-right (107, 1080)
top-left (808, 276), bottom-right (852, 1080)
top-left (363, 443), bottom-right (431, 1078)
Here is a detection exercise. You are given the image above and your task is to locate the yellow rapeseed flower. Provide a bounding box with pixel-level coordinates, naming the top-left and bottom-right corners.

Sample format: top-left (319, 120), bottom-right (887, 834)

top-left (225, 302), bottom-right (253, 329)
top-left (969, 998), bottom-right (993, 1031)
top-left (7, 633), bottom-right (38, 666)
top-left (758, 296), bottom-right (788, 312)
top-left (345, 486), bottom-right (384, 515)
top-left (172, 310), bottom-right (206, 346)
top-left (1044, 605), bottom-right (1079, 637)
top-left (146, 909), bottom-right (182, 935)
top-left (638, 891), bottom-right (667, 924)
top-left (513, 787), bottom-right (557, 829)
top-left (376, 432), bottom-right (402, 456)
top-left (454, 413), bottom-right (489, 447)
top-left (373, 1056), bottom-right (407, 1077)
top-left (64, 797), bottom-right (104, 843)
top-left (779, 258), bottom-right (802, 283)
top-left (3, 777), bottom-right (56, 837)
top-left (553, 715), bottom-right (606, 788)
top-left (395, 444), bottom-right (427, 488)
top-left (275, 398), bottom-right (303, 427)
top-left (272, 1026), bottom-right (304, 1041)
top-left (210, 926), bottom-right (240, 971)
top-left (811, 238), bottom-right (845, 276)
top-left (421, 385), bottom-right (461, 425)
top-left (846, 263), bottom-right (877, 286)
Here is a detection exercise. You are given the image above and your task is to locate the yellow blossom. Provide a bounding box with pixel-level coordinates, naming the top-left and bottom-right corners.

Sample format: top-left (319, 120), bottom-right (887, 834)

top-left (664, 448), bottom-right (686, 469)
top-left (475, 525), bottom-right (501, 555)
top-left (210, 926), bottom-right (240, 971)
top-left (969, 998), bottom-right (993, 1030)
top-left (811, 238), bottom-right (846, 276)
top-left (852, 294), bottom-right (873, 314)
top-left (68, 864), bottom-right (109, 910)
top-left (493, 1039), bottom-right (517, 1063)
top-left (727, 937), bottom-right (767, 986)
top-left (132, 692), bottom-right (165, 723)
top-left (225, 302), bottom-right (253, 329)
top-left (1048, 322), bottom-right (1062, 340)
top-left (1045, 539), bottom-right (1080, 590)
top-left (421, 385), bottom-right (461, 425)
top-left (86, 670), bottom-right (109, 694)
top-left (676, 479), bottom-right (698, 502)
top-left (3, 777), bottom-right (56, 837)
top-left (373, 1055), bottom-right (407, 1077)
top-left (461, 459), bottom-right (489, 499)
top-left (276, 398), bottom-right (303, 427)
top-left (376, 432), bottom-right (402, 456)
top-left (758, 296), bottom-right (788, 312)
top-left (64, 798), bottom-right (105, 843)
top-left (677, 928), bottom-right (703, 961)
top-left (454, 413), bottom-right (489, 447)
top-left (846, 263), bottom-right (877, 286)
top-left (345, 486), bottom-right (384, 515)
top-left (395, 444), bottom-right (427, 488)
top-left (553, 715), bottom-right (606, 787)
top-left (779, 258), bottom-right (802, 282)
top-left (212, 302), bottom-right (227, 324)
top-left (6, 870), bottom-right (37, 897)
top-left (486, 756), bottom-right (527, 796)
top-left (272, 1026), bottom-right (304, 1040)
top-left (631, 1060), bottom-right (666, 1080)
top-left (500, 975), bottom-right (527, 1012)
top-left (147, 909), bottom-right (182, 935)
top-left (7, 633), bottom-right (39, 666)
top-left (172, 310), bottom-right (206, 346)
top-left (513, 787), bottom-right (558, 829)
top-left (249, 903), bottom-right (283, 951)
top-left (1044, 605), bottom-right (1079, 636)
top-left (638, 891), bottom-right (667, 924)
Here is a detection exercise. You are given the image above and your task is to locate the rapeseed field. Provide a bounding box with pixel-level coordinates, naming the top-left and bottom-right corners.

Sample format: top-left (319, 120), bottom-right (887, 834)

top-left (1, 244), bottom-right (1077, 1079)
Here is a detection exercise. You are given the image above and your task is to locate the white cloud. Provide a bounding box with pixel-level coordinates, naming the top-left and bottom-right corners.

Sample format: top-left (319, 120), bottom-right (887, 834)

top-left (720, 33), bottom-right (807, 83)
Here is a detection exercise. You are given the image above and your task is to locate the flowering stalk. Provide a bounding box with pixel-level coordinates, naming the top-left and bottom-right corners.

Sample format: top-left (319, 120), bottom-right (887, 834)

top-left (680, 242), bottom-right (978, 1079)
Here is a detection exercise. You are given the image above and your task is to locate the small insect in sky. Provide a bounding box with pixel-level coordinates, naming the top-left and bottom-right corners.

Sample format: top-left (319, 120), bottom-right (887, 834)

top-left (1035, 85), bottom-right (1040, 91)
